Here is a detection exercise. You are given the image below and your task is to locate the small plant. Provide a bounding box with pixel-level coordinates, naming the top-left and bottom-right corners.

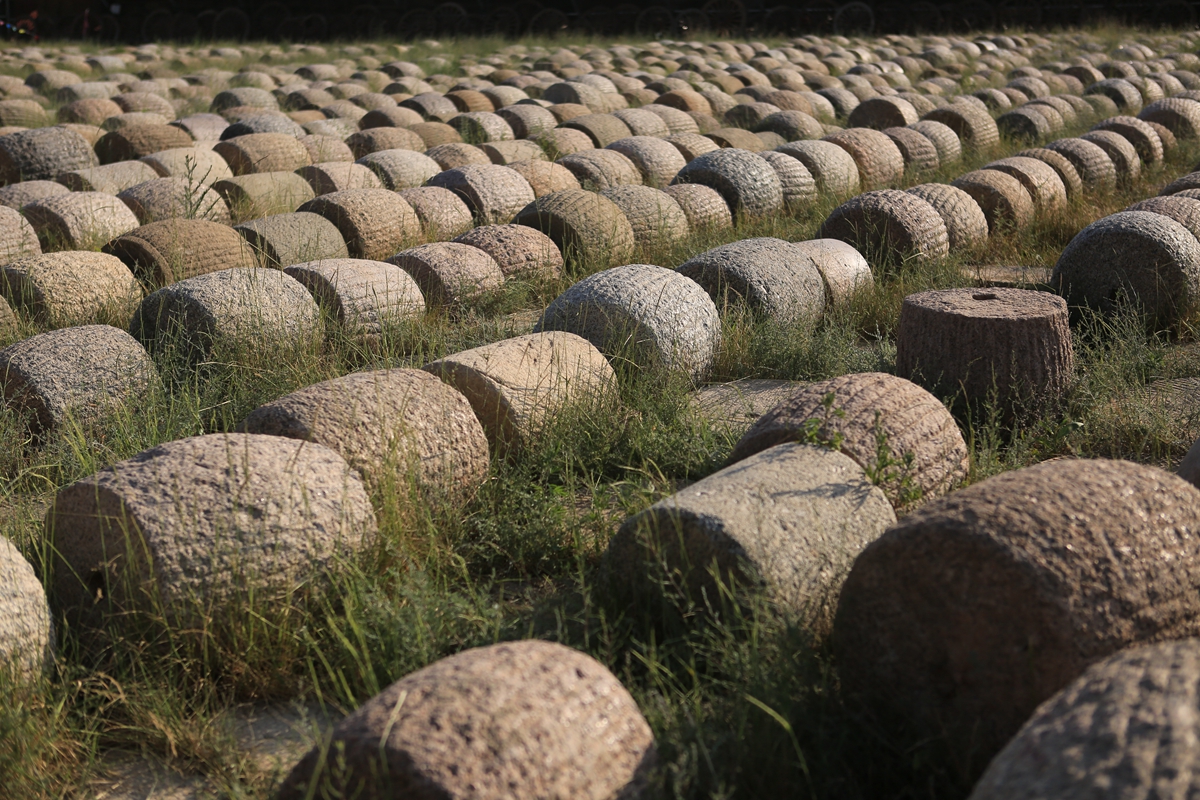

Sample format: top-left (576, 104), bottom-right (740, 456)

top-left (179, 154), bottom-right (220, 221)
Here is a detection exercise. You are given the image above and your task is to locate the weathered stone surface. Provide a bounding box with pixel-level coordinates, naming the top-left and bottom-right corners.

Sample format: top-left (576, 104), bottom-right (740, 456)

top-left (609, 442), bottom-right (895, 628)
top-left (427, 163), bottom-right (536, 224)
top-left (130, 267), bottom-right (320, 358)
top-left (791, 239), bottom-right (873, 308)
top-left (212, 171), bottom-right (316, 222)
top-left (921, 102), bottom-right (1000, 147)
top-left (513, 188), bottom-right (635, 266)
top-left (117, 177), bottom-right (231, 225)
top-left (94, 124), bottom-right (193, 164)
top-left (240, 368), bottom-right (486, 493)
top-left (1, 251), bottom-right (140, 328)
top-left (905, 183), bottom-right (988, 251)
top-left (606, 136), bottom-right (687, 188)
top-left (22, 191), bottom-right (140, 251)
top-left (55, 160), bottom-right (159, 194)
top-left (909, 119), bottom-right (962, 166)
top-left (504, 159), bottom-right (580, 198)
top-left (678, 237), bottom-right (826, 324)
top-left (0, 324), bottom-right (157, 433)
top-left (344, 127), bottom-right (425, 158)
top-left (556, 148), bottom-right (643, 190)
top-left (775, 140), bottom-right (861, 197)
top-left (275, 640), bottom-right (655, 800)
top-left (387, 242), bottom-right (504, 305)
top-left (599, 185), bottom-right (690, 250)
top-left (1052, 210), bottom-right (1200, 323)
top-left (822, 127), bottom-right (906, 188)
top-left (212, 132), bottom-right (313, 176)
top-left (818, 189), bottom-right (950, 264)
top-left (356, 148), bottom-right (441, 190)
top-left (672, 148), bottom-right (783, 219)
top-left (663, 183), bottom-right (733, 232)
top-left (283, 258), bottom-right (424, 340)
top-left (104, 219), bottom-right (253, 288)
top-left (536, 263), bottom-right (721, 379)
top-left (0, 179), bottom-right (68, 210)
top-left (0, 205), bottom-right (39, 264)
top-left (951, 169), bottom-right (1035, 233)
top-left (453, 224), bottom-right (563, 278)
top-left (294, 162), bottom-right (382, 195)
top-left (235, 212), bottom-right (349, 268)
top-left (897, 287), bottom-right (1074, 408)
top-left (397, 186), bottom-right (474, 241)
top-left (969, 639), bottom-right (1200, 800)
top-left (835, 459), bottom-right (1200, 778)
top-left (731, 372), bottom-right (967, 505)
top-left (1081, 129), bottom-right (1141, 183)
top-left (0, 126), bottom-right (98, 184)
top-left (298, 189), bottom-right (421, 261)
top-left (1044, 137), bottom-right (1118, 191)
top-left (0, 537), bottom-right (50, 679)
top-left (983, 156), bottom-right (1068, 214)
top-left (425, 332), bottom-right (617, 453)
top-left (48, 433), bottom-right (376, 627)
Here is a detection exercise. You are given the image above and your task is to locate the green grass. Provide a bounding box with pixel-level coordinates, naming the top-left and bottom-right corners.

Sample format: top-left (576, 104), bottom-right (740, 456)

top-left (5, 25), bottom-right (1200, 800)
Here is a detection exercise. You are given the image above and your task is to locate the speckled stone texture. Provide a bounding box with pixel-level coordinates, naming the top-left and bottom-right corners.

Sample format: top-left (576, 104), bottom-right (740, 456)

top-left (1126, 195), bottom-right (1200, 242)
top-left (344, 127), bottom-right (425, 158)
top-left (0, 536), bottom-right (50, 680)
top-left (0, 324), bottom-right (157, 433)
top-left (0, 179), bottom-right (68, 209)
top-left (663, 183), bottom-right (734, 232)
top-left (275, 640), bottom-right (655, 800)
top-left (982, 156), bottom-right (1068, 214)
top-left (609, 442), bottom-right (895, 629)
top-left (504, 159), bottom-right (580, 198)
top-left (387, 242), bottom-right (504, 305)
top-left (0, 126), bottom-right (98, 184)
top-left (235, 212), bottom-right (349, 268)
top-left (921, 103), bottom-right (1000, 147)
top-left (1092, 115), bottom-right (1164, 164)
top-left (599, 185), bottom-right (690, 250)
top-left (951, 169), bottom-right (1035, 233)
top-left (105, 219), bottom-right (253, 288)
top-left (355, 148), bottom-right (441, 190)
top-left (298, 189), bottom-right (421, 261)
top-left (758, 150), bottom-right (818, 211)
top-left (213, 133), bottom-right (312, 176)
top-left (424, 332), bottom-right (617, 453)
top-left (139, 146), bottom-right (234, 183)
top-left (606, 136), bottom-right (687, 188)
top-left (792, 239), bottom-right (873, 308)
top-left (672, 148), bottom-right (783, 219)
top-left (562, 113), bottom-right (633, 147)
top-left (1139, 97), bottom-right (1200, 139)
top-left (905, 183), bottom-right (989, 251)
top-left (997, 107), bottom-right (1052, 142)
top-left (56, 160), bottom-right (159, 193)
top-left (47, 433), bottom-right (376, 628)
top-left (556, 149), bottom-right (644, 190)
top-left (1044, 137), bottom-right (1118, 192)
top-left (295, 162), bottom-right (382, 195)
top-left (1, 251), bottom-right (141, 328)
top-left (131, 267), bottom-right (320, 358)
top-left (212, 172), bottom-right (316, 223)
top-left (754, 110), bottom-right (824, 142)
top-left (23, 191), bottom-right (140, 251)
top-left (664, 132), bottom-right (720, 162)
top-left (1052, 210), bottom-right (1200, 324)
top-left (535, 263), bottom-right (721, 380)
top-left (776, 140), bottom-right (861, 197)
top-left (117, 177), bottom-right (231, 225)
top-left (1081, 129), bottom-right (1141, 183)
top-left (822, 127), bottom-right (906, 189)
top-left (0, 205), bottom-right (39, 263)
top-left (677, 237), bottom-right (826, 324)
top-left (397, 186), bottom-right (474, 240)
top-left (836, 459), bottom-right (1200, 780)
top-left (94, 124), bottom-right (194, 164)
top-left (730, 372), bottom-right (967, 506)
top-left (283, 258), bottom-right (424, 341)
top-left (240, 369), bottom-right (486, 493)
top-left (818, 189), bottom-right (950, 264)
top-left (909, 119), bottom-right (962, 166)
top-left (513, 189), bottom-right (635, 266)
top-left (453, 224), bottom-right (563, 279)
top-left (427, 163), bottom-right (537, 224)
top-left (896, 287), bottom-right (1074, 407)
top-left (881, 126), bottom-right (940, 174)
top-left (969, 639), bottom-right (1200, 800)
top-left (848, 96), bottom-right (919, 130)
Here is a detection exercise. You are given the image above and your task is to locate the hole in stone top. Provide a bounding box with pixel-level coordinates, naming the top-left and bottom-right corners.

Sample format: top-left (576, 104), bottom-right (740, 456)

top-left (973, 292), bottom-right (998, 301)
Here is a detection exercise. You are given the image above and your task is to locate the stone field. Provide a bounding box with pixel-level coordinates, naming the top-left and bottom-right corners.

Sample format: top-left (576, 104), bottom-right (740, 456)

top-left (5, 23), bottom-right (1200, 800)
